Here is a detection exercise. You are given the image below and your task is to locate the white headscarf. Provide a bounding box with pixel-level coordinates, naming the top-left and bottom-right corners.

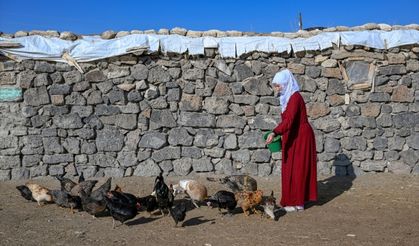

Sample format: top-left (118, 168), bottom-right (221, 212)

top-left (272, 69), bottom-right (300, 112)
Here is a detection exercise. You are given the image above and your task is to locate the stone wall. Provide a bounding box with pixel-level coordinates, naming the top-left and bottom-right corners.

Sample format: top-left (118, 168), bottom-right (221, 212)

top-left (0, 43), bottom-right (418, 181)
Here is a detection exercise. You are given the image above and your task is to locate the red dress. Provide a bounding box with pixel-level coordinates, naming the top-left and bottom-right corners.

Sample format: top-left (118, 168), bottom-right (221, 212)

top-left (273, 92), bottom-right (317, 207)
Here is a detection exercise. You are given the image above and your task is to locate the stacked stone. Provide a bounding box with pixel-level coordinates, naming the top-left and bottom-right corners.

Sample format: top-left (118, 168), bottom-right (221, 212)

top-left (0, 43), bottom-right (418, 181)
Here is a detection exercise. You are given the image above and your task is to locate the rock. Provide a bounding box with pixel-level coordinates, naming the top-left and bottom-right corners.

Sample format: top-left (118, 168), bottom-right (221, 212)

top-left (53, 113), bottom-right (83, 129)
top-left (95, 104), bottom-right (120, 116)
top-left (234, 64), bottom-right (254, 81)
top-left (62, 138), bottom-right (80, 154)
top-left (179, 94), bottom-right (202, 111)
top-left (96, 126), bottom-right (124, 152)
top-left (117, 151), bottom-right (138, 167)
top-left (42, 137), bottom-right (63, 154)
top-left (369, 92), bottom-right (390, 102)
top-left (60, 31), bottom-right (78, 41)
top-left (43, 154), bottom-right (74, 164)
top-left (287, 63), bottom-right (305, 74)
top-left (324, 138), bottom-right (340, 153)
top-left (23, 86), bottom-right (50, 106)
top-left (391, 85), bottom-right (414, 102)
top-left (360, 160), bottom-right (386, 172)
top-left (216, 115), bottom-right (246, 128)
top-left (203, 97), bottom-right (229, 114)
top-left (326, 79), bottom-right (346, 95)
top-left (192, 158), bottom-right (213, 172)
top-left (378, 65), bottom-right (407, 76)
top-left (341, 136), bottom-right (367, 151)
top-left (148, 66), bottom-right (171, 83)
top-left (88, 154), bottom-right (116, 169)
top-left (85, 69), bottom-right (107, 82)
top-left (313, 116), bottom-right (341, 132)
top-left (360, 103), bottom-right (381, 117)
top-left (49, 84), bottom-right (71, 95)
top-left (298, 76), bottom-right (318, 92)
top-left (183, 68), bottom-right (205, 80)
top-left (248, 115), bottom-right (277, 130)
top-left (194, 129), bottom-right (218, 148)
top-left (17, 70), bottom-right (36, 88)
top-left (393, 113), bottom-right (417, 128)
top-left (321, 59), bottom-right (338, 68)
top-left (134, 159), bottom-right (161, 177)
top-left (0, 156), bottom-right (20, 169)
top-left (63, 70), bottom-right (82, 84)
top-left (181, 147), bottom-right (202, 158)
top-left (101, 30), bottom-right (116, 39)
top-left (238, 131), bottom-right (265, 148)
top-left (373, 136), bottom-right (388, 150)
top-left (168, 128), bottom-right (193, 146)
top-left (106, 64), bottom-right (130, 79)
top-left (173, 158), bottom-right (192, 175)
top-left (213, 82), bottom-right (233, 97)
top-left (87, 91), bottom-right (103, 105)
top-left (178, 112), bottom-right (216, 127)
top-left (242, 76), bottom-right (272, 96)
top-left (130, 64), bottom-right (148, 80)
top-left (103, 167), bottom-right (124, 178)
top-left (34, 61), bottom-right (54, 73)
top-left (322, 68), bottom-right (342, 79)
top-left (386, 53), bottom-right (405, 64)
top-left (233, 95), bottom-right (259, 105)
top-left (307, 103), bottom-right (330, 119)
top-left (150, 110), bottom-right (177, 129)
top-left (0, 170), bottom-right (11, 181)
top-left (251, 149), bottom-right (271, 162)
top-left (387, 161), bottom-right (412, 174)
top-left (400, 149), bottom-right (419, 167)
top-left (138, 131), bottom-right (167, 149)
top-left (152, 147), bottom-right (181, 162)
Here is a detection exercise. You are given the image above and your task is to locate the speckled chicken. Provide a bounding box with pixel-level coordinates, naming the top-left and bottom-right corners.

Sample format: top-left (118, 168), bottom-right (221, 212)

top-left (25, 183), bottom-right (53, 206)
top-left (90, 177), bottom-right (112, 201)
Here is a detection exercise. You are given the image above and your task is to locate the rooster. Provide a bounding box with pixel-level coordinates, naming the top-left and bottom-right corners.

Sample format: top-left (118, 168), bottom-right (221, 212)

top-left (152, 172), bottom-right (174, 216)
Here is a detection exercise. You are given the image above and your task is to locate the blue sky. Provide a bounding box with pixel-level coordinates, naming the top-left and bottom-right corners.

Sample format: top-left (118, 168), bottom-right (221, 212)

top-left (0, 0), bottom-right (418, 34)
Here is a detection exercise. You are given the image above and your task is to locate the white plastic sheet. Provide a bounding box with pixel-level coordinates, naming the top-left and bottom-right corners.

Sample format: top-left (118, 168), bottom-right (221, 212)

top-left (0, 30), bottom-right (418, 62)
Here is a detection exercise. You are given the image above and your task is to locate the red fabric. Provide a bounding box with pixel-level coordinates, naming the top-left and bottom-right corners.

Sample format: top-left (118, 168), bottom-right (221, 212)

top-left (273, 92), bottom-right (317, 207)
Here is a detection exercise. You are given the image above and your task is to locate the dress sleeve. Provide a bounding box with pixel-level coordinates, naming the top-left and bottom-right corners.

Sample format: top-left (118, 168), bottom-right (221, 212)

top-left (273, 93), bottom-right (300, 135)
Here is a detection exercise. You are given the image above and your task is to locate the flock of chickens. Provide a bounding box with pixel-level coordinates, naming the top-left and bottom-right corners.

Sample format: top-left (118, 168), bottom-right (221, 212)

top-left (15, 173), bottom-right (281, 229)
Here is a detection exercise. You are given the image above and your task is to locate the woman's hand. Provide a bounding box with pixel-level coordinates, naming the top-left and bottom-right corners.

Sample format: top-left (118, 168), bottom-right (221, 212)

top-left (265, 132), bottom-right (276, 145)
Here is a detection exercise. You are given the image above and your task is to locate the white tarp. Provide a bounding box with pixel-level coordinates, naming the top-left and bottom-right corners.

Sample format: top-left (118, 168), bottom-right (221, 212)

top-left (0, 30), bottom-right (418, 62)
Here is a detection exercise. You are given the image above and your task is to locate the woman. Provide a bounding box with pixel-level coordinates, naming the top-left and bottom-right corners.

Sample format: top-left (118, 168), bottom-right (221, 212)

top-left (265, 69), bottom-right (317, 212)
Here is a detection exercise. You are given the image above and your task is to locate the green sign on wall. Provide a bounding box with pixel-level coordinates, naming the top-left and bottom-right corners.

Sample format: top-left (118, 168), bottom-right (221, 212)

top-left (0, 87), bottom-right (22, 102)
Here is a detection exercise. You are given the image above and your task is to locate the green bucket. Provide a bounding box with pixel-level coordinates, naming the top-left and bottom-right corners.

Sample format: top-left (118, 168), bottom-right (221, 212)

top-left (263, 131), bottom-right (282, 153)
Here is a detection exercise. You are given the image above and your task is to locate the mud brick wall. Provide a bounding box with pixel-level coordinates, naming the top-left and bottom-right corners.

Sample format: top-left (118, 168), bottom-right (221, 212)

top-left (0, 44), bottom-right (418, 180)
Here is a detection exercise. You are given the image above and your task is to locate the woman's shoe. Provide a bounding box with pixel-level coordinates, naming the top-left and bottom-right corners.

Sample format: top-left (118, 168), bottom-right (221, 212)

top-left (281, 206), bottom-right (297, 212)
top-left (295, 205), bottom-right (304, 211)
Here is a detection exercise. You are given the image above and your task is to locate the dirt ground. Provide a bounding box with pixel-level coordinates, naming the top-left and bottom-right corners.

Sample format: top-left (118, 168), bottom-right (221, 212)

top-left (0, 173), bottom-right (418, 246)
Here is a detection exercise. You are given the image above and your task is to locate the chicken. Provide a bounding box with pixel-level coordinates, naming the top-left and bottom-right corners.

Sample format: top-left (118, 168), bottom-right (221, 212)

top-left (205, 190), bottom-right (237, 216)
top-left (137, 195), bottom-right (158, 215)
top-left (261, 191), bottom-right (276, 220)
top-left (78, 172), bottom-right (85, 183)
top-left (16, 185), bottom-right (35, 202)
top-left (48, 190), bottom-right (81, 213)
top-left (104, 191), bottom-right (139, 229)
top-left (207, 175), bottom-right (257, 192)
top-left (25, 183), bottom-right (53, 206)
top-left (235, 190), bottom-right (263, 216)
top-left (172, 180), bottom-right (208, 208)
top-left (78, 189), bottom-right (106, 217)
top-left (54, 174), bottom-right (77, 193)
top-left (152, 172), bottom-right (174, 216)
top-left (90, 177), bottom-right (112, 201)
top-left (69, 180), bottom-right (98, 197)
top-left (169, 202), bottom-right (187, 227)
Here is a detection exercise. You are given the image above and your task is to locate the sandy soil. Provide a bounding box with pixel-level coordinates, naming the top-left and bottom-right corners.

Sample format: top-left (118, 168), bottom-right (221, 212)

top-left (0, 173), bottom-right (418, 246)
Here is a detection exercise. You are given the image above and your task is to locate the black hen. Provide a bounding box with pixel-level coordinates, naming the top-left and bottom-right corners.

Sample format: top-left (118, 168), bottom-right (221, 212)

top-left (48, 190), bottom-right (81, 212)
top-left (153, 172), bottom-right (174, 216)
top-left (78, 190), bottom-right (106, 217)
top-left (55, 174), bottom-right (77, 193)
top-left (137, 195), bottom-right (158, 215)
top-left (206, 190), bottom-right (237, 215)
top-left (90, 177), bottom-right (112, 201)
top-left (105, 192), bottom-right (139, 229)
top-left (16, 185), bottom-right (35, 202)
top-left (169, 202), bottom-right (187, 227)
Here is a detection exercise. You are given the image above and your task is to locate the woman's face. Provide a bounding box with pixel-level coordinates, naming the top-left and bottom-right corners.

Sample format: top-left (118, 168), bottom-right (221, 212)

top-left (272, 83), bottom-right (283, 95)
